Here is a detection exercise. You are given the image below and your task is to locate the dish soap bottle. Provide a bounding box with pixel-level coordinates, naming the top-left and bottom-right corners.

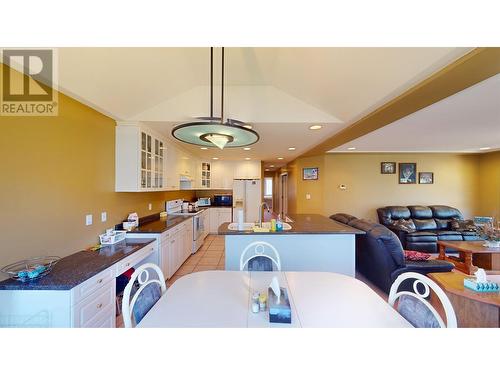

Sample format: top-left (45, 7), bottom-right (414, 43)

top-left (276, 214), bottom-right (283, 232)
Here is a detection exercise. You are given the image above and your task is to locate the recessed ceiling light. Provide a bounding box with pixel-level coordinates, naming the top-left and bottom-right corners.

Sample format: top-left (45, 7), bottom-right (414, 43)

top-left (309, 125), bottom-right (322, 130)
top-left (288, 147), bottom-right (296, 151)
top-left (277, 157), bottom-right (284, 160)
top-left (243, 125), bottom-right (253, 129)
top-left (200, 147), bottom-right (208, 150)
top-left (270, 165), bottom-right (275, 167)
top-left (245, 157), bottom-right (251, 160)
top-left (347, 147), bottom-right (356, 150)
top-left (212, 157), bottom-right (219, 160)
top-left (480, 147), bottom-right (491, 150)
top-left (265, 169), bottom-right (270, 171)
top-left (243, 147), bottom-right (251, 151)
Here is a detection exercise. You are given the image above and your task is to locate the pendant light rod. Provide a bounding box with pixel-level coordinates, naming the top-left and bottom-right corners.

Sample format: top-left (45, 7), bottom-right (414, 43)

top-left (221, 47), bottom-right (224, 124)
top-left (210, 47), bottom-right (213, 118)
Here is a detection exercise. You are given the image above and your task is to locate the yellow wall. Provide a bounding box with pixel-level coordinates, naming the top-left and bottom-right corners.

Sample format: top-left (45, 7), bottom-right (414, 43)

top-left (287, 153), bottom-right (484, 221)
top-left (478, 151), bottom-right (500, 219)
top-left (0, 63), bottom-right (194, 270)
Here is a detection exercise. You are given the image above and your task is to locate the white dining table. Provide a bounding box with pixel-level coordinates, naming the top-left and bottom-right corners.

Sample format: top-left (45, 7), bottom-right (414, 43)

top-left (137, 271), bottom-right (412, 328)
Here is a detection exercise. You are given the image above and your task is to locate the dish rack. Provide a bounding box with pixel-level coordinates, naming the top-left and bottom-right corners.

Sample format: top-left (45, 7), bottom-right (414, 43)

top-left (99, 230), bottom-right (127, 245)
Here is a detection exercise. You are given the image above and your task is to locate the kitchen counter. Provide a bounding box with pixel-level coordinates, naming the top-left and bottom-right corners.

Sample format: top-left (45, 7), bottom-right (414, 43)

top-left (129, 214), bottom-right (194, 234)
top-left (0, 238), bottom-right (155, 291)
top-left (218, 213), bottom-right (364, 235)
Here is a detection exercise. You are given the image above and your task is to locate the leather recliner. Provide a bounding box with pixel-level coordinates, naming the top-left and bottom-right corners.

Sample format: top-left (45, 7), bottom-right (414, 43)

top-left (330, 213), bottom-right (454, 293)
top-left (377, 205), bottom-right (480, 253)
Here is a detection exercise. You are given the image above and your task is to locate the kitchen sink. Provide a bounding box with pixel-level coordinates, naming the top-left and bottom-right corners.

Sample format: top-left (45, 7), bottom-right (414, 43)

top-left (227, 222), bottom-right (292, 231)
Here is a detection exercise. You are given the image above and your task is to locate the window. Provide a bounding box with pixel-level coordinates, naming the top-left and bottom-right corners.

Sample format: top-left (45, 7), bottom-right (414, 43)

top-left (264, 177), bottom-right (273, 198)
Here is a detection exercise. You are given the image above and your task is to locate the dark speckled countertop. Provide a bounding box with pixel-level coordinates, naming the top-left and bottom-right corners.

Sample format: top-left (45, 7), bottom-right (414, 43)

top-left (0, 238), bottom-right (155, 291)
top-left (218, 214), bottom-right (364, 235)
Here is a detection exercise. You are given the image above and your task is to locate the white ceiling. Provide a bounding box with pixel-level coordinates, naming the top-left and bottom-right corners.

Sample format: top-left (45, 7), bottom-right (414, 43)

top-left (329, 73), bottom-right (500, 154)
top-left (47, 48), bottom-right (476, 166)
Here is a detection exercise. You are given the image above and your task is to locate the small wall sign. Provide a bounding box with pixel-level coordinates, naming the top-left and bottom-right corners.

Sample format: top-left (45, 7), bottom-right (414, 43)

top-left (303, 167), bottom-right (318, 180)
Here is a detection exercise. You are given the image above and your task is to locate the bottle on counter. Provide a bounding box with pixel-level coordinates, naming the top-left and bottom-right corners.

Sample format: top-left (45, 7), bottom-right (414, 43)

top-left (276, 214), bottom-right (283, 232)
top-left (271, 219), bottom-right (277, 232)
top-left (251, 292), bottom-right (260, 313)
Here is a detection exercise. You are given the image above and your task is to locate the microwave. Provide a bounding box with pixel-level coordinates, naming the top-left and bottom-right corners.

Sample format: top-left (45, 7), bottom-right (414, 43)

top-left (197, 197), bottom-right (211, 207)
top-left (213, 194), bottom-right (232, 207)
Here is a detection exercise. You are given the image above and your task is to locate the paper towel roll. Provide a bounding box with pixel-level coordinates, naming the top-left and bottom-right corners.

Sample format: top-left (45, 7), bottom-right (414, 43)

top-left (237, 209), bottom-right (244, 230)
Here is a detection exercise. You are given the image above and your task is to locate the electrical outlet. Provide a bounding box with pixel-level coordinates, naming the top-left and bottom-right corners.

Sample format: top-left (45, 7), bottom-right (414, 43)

top-left (85, 214), bottom-right (93, 226)
top-left (101, 212), bottom-right (107, 222)
top-left (148, 203), bottom-right (152, 211)
top-left (306, 194), bottom-right (311, 200)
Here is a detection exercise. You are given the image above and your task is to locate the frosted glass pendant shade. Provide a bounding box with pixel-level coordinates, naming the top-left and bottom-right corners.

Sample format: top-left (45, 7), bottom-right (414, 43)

top-left (205, 134), bottom-right (230, 149)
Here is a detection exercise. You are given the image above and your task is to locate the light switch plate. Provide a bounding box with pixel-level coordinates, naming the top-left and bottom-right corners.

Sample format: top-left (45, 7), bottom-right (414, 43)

top-left (85, 214), bottom-right (93, 226)
top-left (101, 212), bottom-right (107, 222)
top-left (148, 203), bottom-right (152, 210)
top-left (306, 194), bottom-right (311, 200)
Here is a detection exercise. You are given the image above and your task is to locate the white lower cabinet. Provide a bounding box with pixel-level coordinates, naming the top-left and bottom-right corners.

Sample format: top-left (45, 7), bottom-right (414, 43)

top-left (209, 207), bottom-right (232, 233)
top-left (167, 218), bottom-right (193, 279)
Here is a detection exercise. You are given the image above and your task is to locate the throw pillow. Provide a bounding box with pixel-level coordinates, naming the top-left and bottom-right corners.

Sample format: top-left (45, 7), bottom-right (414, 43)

top-left (450, 219), bottom-right (478, 233)
top-left (394, 219), bottom-right (417, 233)
top-left (404, 250), bottom-right (431, 261)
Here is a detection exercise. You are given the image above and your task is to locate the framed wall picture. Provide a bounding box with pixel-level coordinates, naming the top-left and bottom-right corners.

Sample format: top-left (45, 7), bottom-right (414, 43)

top-left (380, 162), bottom-right (396, 174)
top-left (303, 167), bottom-right (319, 180)
top-left (419, 172), bottom-right (434, 184)
top-left (398, 163), bottom-right (417, 184)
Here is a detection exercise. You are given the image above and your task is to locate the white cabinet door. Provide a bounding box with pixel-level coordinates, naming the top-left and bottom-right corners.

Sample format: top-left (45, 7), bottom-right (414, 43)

top-left (235, 160), bottom-right (261, 179)
top-left (159, 233), bottom-right (170, 279)
top-left (209, 208), bottom-right (219, 233)
top-left (218, 209), bottom-right (232, 229)
top-left (166, 146), bottom-right (179, 190)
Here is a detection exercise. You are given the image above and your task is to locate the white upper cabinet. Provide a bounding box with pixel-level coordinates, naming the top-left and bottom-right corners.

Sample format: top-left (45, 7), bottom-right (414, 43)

top-left (234, 160), bottom-right (261, 179)
top-left (115, 122), bottom-right (166, 192)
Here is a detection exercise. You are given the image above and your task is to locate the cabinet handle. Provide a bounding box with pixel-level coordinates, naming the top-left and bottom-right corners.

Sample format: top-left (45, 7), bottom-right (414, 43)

top-left (97, 279), bottom-right (103, 284)
top-left (125, 262), bottom-right (130, 267)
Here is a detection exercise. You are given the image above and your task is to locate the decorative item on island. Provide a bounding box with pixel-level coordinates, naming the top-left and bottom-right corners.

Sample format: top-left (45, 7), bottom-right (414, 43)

top-left (99, 229), bottom-right (127, 245)
top-left (1, 256), bottom-right (61, 282)
top-left (268, 276), bottom-right (291, 324)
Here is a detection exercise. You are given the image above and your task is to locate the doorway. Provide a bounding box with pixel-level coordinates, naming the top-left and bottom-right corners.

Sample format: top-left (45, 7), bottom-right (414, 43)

top-left (280, 173), bottom-right (288, 217)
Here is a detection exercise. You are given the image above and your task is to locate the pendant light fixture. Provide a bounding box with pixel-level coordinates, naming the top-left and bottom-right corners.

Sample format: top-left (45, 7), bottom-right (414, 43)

top-left (172, 47), bottom-right (259, 150)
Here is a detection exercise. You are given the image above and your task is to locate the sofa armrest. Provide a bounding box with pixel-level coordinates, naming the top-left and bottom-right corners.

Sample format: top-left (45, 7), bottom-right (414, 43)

top-left (385, 224), bottom-right (408, 245)
top-left (391, 260), bottom-right (454, 281)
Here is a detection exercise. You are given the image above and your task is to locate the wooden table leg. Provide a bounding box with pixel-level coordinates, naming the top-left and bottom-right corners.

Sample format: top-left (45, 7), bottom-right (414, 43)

top-left (464, 252), bottom-right (475, 275)
top-left (438, 243), bottom-right (446, 260)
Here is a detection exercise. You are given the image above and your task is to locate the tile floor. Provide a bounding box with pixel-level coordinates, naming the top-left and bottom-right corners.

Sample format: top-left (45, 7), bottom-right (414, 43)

top-left (167, 234), bottom-right (226, 287)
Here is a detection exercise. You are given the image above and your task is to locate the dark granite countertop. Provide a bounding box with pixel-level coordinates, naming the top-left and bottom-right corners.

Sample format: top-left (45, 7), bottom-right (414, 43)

top-left (0, 238), bottom-right (155, 291)
top-left (218, 213), bottom-right (365, 235)
top-left (128, 214), bottom-right (196, 234)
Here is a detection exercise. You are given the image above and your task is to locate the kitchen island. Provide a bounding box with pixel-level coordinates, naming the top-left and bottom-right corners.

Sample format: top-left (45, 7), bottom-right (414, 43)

top-left (219, 214), bottom-right (364, 276)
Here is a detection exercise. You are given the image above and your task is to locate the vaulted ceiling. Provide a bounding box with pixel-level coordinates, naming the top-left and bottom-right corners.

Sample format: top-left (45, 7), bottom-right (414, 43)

top-left (53, 47), bottom-right (474, 166)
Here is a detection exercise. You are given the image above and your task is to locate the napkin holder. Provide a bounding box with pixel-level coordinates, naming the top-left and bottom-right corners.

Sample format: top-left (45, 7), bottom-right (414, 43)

top-left (268, 287), bottom-right (291, 324)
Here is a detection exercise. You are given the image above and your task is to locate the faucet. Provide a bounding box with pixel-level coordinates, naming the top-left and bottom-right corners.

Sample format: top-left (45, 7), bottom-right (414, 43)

top-left (258, 202), bottom-right (270, 227)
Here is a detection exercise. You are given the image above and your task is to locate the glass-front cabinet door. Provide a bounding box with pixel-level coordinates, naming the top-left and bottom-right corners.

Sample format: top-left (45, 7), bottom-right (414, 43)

top-left (141, 131), bottom-right (164, 190)
top-left (201, 162), bottom-right (211, 188)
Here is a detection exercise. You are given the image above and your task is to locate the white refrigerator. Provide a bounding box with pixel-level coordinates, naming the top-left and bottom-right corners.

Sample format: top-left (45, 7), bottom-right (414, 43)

top-left (232, 179), bottom-right (262, 223)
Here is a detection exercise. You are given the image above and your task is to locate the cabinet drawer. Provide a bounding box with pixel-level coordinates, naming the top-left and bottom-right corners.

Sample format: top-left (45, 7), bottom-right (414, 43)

top-left (73, 281), bottom-right (115, 328)
top-left (72, 267), bottom-right (114, 304)
top-left (115, 242), bottom-right (156, 276)
top-left (84, 305), bottom-right (115, 328)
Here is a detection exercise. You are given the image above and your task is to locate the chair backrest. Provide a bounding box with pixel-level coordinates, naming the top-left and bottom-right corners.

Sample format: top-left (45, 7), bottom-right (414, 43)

top-left (122, 263), bottom-right (167, 328)
top-left (388, 272), bottom-right (457, 328)
top-left (240, 241), bottom-right (281, 271)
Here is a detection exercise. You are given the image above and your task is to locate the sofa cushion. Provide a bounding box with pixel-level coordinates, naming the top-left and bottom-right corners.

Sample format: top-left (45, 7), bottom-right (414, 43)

top-left (370, 226), bottom-right (405, 267)
top-left (404, 250), bottom-right (431, 261)
top-left (330, 213), bottom-right (357, 225)
top-left (462, 233), bottom-right (482, 241)
top-left (434, 218), bottom-right (451, 230)
top-left (406, 231), bottom-right (437, 242)
top-left (429, 205), bottom-right (463, 220)
top-left (413, 219), bottom-right (437, 231)
top-left (408, 206), bottom-right (433, 219)
top-left (437, 231), bottom-right (463, 241)
top-left (377, 206), bottom-right (411, 225)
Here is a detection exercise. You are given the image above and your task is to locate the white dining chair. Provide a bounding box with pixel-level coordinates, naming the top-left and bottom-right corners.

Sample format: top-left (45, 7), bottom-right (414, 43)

top-left (388, 272), bottom-right (457, 328)
top-left (122, 263), bottom-right (167, 328)
top-left (240, 241), bottom-right (281, 271)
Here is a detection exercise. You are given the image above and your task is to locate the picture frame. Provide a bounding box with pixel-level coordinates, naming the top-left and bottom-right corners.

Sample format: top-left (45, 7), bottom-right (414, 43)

top-left (303, 167), bottom-right (318, 180)
top-left (380, 162), bottom-right (396, 174)
top-left (419, 172), bottom-right (434, 184)
top-left (398, 163), bottom-right (417, 184)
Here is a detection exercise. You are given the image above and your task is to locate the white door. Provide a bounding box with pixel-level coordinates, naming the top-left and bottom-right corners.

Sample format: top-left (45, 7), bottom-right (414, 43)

top-left (245, 180), bottom-right (261, 223)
